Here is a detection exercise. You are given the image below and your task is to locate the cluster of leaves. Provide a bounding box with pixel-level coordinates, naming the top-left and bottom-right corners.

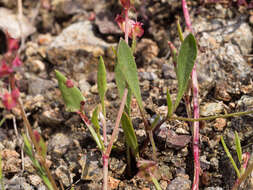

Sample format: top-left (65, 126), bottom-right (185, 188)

top-left (56, 31), bottom-right (197, 189)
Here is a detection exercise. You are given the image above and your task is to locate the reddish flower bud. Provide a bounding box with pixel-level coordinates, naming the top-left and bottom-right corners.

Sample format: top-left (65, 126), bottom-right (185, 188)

top-left (66, 79), bottom-right (74, 88)
top-left (11, 88), bottom-right (20, 100)
top-left (12, 56), bottom-right (22, 68)
top-left (7, 37), bottom-right (19, 53)
top-left (0, 60), bottom-right (13, 77)
top-left (33, 130), bottom-right (41, 143)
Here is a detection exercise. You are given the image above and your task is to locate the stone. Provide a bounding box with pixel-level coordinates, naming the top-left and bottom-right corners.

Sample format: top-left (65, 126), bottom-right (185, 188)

top-left (156, 128), bottom-right (191, 150)
top-left (28, 175), bottom-right (42, 186)
top-left (166, 176), bottom-right (191, 190)
top-left (200, 102), bottom-right (224, 117)
top-left (0, 8), bottom-right (36, 39)
top-left (48, 133), bottom-right (72, 157)
top-left (213, 118), bottom-right (227, 132)
top-left (55, 165), bottom-right (72, 186)
top-left (28, 77), bottom-right (55, 96)
top-left (1, 149), bottom-right (21, 173)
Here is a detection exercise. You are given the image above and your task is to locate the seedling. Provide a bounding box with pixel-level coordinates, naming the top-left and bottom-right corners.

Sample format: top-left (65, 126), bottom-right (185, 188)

top-left (221, 132), bottom-right (251, 190)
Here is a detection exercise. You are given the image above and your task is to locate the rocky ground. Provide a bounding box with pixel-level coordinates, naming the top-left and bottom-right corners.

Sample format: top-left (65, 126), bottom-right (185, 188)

top-left (0, 0), bottom-right (253, 190)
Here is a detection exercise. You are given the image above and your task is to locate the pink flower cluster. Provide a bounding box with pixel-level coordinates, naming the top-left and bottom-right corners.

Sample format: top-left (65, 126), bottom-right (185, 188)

top-left (115, 15), bottom-right (144, 39)
top-left (116, 0), bottom-right (144, 39)
top-left (0, 32), bottom-right (22, 110)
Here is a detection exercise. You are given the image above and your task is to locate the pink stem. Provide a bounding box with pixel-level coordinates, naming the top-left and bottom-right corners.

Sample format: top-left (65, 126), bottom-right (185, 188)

top-left (124, 9), bottom-right (129, 44)
top-left (181, 1), bottom-right (200, 190)
top-left (105, 88), bottom-right (128, 156)
top-left (103, 154), bottom-right (109, 190)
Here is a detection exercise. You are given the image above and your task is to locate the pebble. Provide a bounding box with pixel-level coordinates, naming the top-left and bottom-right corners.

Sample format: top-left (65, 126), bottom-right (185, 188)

top-left (213, 118), bottom-right (227, 132)
top-left (1, 149), bottom-right (21, 173)
top-left (28, 77), bottom-right (55, 96)
top-left (200, 102), bottom-right (224, 117)
top-left (139, 71), bottom-right (158, 81)
top-left (48, 133), bottom-right (72, 157)
top-left (0, 8), bottom-right (35, 39)
top-left (79, 78), bottom-right (91, 95)
top-left (156, 128), bottom-right (191, 150)
top-left (28, 174), bottom-right (42, 186)
top-left (162, 63), bottom-right (176, 79)
top-left (166, 176), bottom-right (191, 190)
top-left (55, 165), bottom-right (72, 186)
top-left (108, 176), bottom-right (120, 190)
top-left (204, 187), bottom-right (223, 190)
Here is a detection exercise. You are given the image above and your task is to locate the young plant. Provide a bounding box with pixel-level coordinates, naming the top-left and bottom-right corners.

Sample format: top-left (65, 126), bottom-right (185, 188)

top-left (0, 30), bottom-right (58, 190)
top-left (221, 132), bottom-right (251, 190)
top-left (55, 67), bottom-right (128, 190)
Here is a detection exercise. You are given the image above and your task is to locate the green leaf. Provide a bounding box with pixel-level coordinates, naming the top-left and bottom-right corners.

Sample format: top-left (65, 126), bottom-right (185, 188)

top-left (235, 132), bottom-right (242, 164)
top-left (91, 107), bottom-right (104, 151)
top-left (166, 89), bottom-right (173, 116)
top-left (115, 63), bottom-right (126, 99)
top-left (221, 136), bottom-right (240, 178)
top-left (97, 56), bottom-right (107, 116)
top-left (55, 70), bottom-right (85, 112)
top-left (174, 33), bottom-right (197, 111)
top-left (117, 39), bottom-right (143, 110)
top-left (22, 133), bottom-right (33, 158)
top-left (121, 112), bottom-right (139, 157)
top-left (86, 123), bottom-right (104, 151)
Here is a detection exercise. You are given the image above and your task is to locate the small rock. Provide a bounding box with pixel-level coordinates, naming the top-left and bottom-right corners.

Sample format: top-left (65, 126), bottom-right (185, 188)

top-left (81, 160), bottom-right (103, 181)
top-left (108, 176), bottom-right (120, 190)
top-left (28, 60), bottom-right (46, 73)
top-left (162, 63), bottom-right (176, 79)
top-left (214, 82), bottom-right (231, 102)
top-left (166, 176), bottom-right (191, 190)
top-left (210, 157), bottom-right (219, 170)
top-left (79, 79), bottom-right (91, 95)
top-left (213, 118), bottom-right (227, 131)
top-left (0, 8), bottom-right (35, 39)
top-left (1, 149), bottom-right (21, 173)
top-left (28, 174), bottom-right (42, 186)
top-left (159, 164), bottom-right (173, 181)
top-left (7, 176), bottom-right (32, 190)
top-left (136, 38), bottom-right (159, 65)
top-left (204, 187), bottom-right (223, 190)
top-left (48, 133), bottom-right (72, 157)
top-left (28, 77), bottom-right (55, 96)
top-left (237, 95), bottom-right (253, 115)
top-left (200, 102), bottom-right (224, 117)
top-left (55, 165), bottom-right (72, 187)
top-left (156, 128), bottom-right (191, 150)
top-left (24, 156), bottom-right (36, 173)
top-left (175, 127), bottom-right (189, 135)
top-left (139, 72), bottom-right (158, 81)
top-left (109, 157), bottom-right (126, 176)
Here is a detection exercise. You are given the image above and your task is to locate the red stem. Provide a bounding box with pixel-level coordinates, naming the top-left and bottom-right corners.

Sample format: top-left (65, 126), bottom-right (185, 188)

top-left (181, 1), bottom-right (200, 190)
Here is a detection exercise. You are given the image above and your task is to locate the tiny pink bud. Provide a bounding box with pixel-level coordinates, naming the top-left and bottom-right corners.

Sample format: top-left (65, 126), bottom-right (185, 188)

top-left (1, 91), bottom-right (17, 110)
top-left (66, 79), bottom-right (74, 88)
top-left (33, 130), bottom-right (41, 143)
top-left (12, 56), bottom-right (22, 68)
top-left (88, 12), bottom-right (96, 21)
top-left (0, 60), bottom-right (13, 77)
top-left (11, 88), bottom-right (20, 100)
top-left (7, 37), bottom-right (19, 52)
